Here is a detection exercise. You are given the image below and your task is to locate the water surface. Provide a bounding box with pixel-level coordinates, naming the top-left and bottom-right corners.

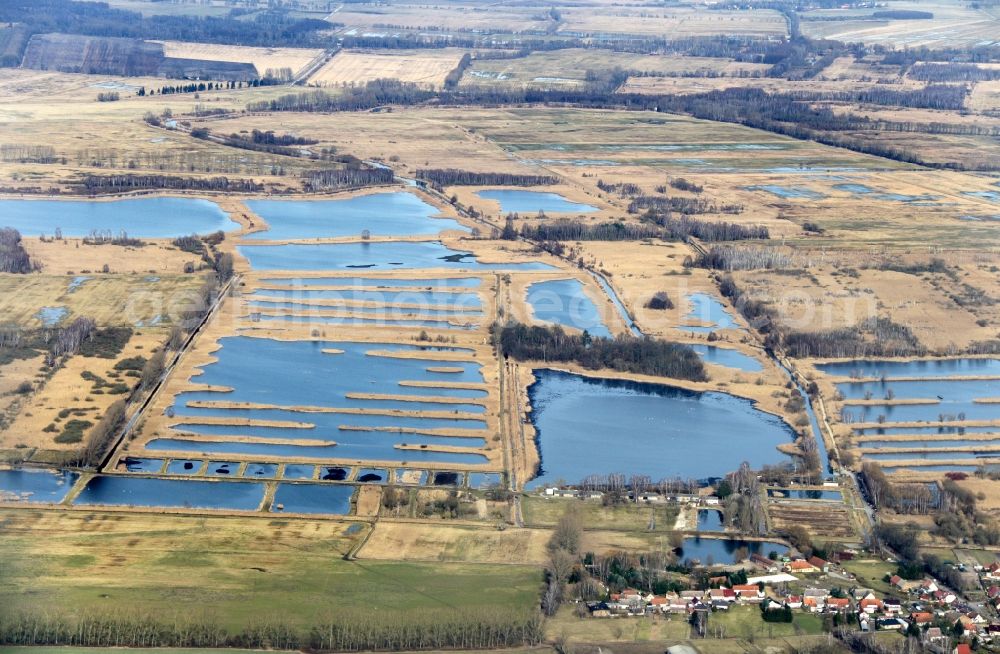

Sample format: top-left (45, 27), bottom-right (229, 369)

top-left (525, 370), bottom-right (795, 487)
top-left (475, 190), bottom-right (597, 214)
top-left (0, 198), bottom-right (238, 237)
top-left (0, 468), bottom-right (79, 503)
top-left (677, 537), bottom-right (788, 565)
top-left (526, 278), bottom-right (612, 338)
top-left (816, 358), bottom-right (1000, 379)
top-left (238, 241), bottom-right (554, 271)
top-left (272, 483), bottom-right (353, 514)
top-left (75, 476), bottom-right (264, 510)
top-left (245, 193), bottom-right (467, 240)
top-left (689, 345), bottom-right (763, 372)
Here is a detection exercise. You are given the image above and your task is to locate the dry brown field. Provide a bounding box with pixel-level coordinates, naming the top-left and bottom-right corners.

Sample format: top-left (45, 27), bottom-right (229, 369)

top-left (359, 521), bottom-right (551, 564)
top-left (462, 51), bottom-right (771, 90)
top-left (154, 40), bottom-right (325, 77)
top-left (307, 49), bottom-right (466, 89)
top-left (557, 7), bottom-right (787, 37)
top-left (800, 2), bottom-right (1000, 48)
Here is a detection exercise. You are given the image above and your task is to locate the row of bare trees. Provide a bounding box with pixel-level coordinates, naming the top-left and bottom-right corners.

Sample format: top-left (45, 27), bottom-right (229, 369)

top-left (0, 228), bottom-right (38, 273)
top-left (0, 608), bottom-right (543, 650)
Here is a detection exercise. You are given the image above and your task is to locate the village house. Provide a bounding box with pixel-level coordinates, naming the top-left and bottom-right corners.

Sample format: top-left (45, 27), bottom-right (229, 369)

top-left (787, 559), bottom-right (820, 574)
top-left (882, 597), bottom-right (902, 614)
top-left (708, 588), bottom-right (736, 604)
top-left (807, 556), bottom-right (830, 573)
top-left (732, 584), bottom-right (764, 602)
top-left (750, 553), bottom-right (779, 573)
top-left (859, 597), bottom-right (883, 614)
top-left (803, 588), bottom-right (829, 613)
top-left (786, 595), bottom-right (802, 609)
top-left (876, 617), bottom-right (907, 631)
top-left (852, 588), bottom-right (876, 602)
top-left (826, 597), bottom-right (850, 613)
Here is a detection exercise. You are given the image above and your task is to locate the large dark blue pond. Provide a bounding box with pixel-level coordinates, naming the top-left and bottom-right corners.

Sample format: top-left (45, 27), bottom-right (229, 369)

top-left (475, 190), bottom-right (597, 214)
top-left (677, 537), bottom-right (788, 565)
top-left (238, 241), bottom-right (554, 271)
top-left (0, 468), bottom-right (79, 503)
top-left (272, 483), bottom-right (354, 514)
top-left (817, 358), bottom-right (1000, 379)
top-left (525, 370), bottom-right (795, 487)
top-left (74, 476), bottom-right (264, 510)
top-left (526, 278), bottom-right (612, 338)
top-left (0, 198), bottom-right (238, 237)
top-left (245, 192), bottom-right (467, 240)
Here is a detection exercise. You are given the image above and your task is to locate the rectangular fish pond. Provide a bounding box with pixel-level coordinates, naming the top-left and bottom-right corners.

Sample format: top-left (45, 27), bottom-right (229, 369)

top-left (524, 369), bottom-right (797, 488)
top-left (261, 276), bottom-right (482, 288)
top-left (0, 468), bottom-right (79, 503)
top-left (245, 192), bottom-right (468, 240)
top-left (816, 358), bottom-right (1000, 379)
top-left (74, 476), bottom-right (264, 510)
top-left (271, 483), bottom-right (354, 515)
top-left (767, 488), bottom-right (842, 501)
top-left (237, 241), bottom-right (554, 271)
top-left (836, 378), bottom-right (1000, 423)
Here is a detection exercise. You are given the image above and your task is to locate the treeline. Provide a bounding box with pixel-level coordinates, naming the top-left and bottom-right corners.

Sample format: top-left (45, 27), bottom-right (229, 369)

top-left (417, 169), bottom-right (557, 187)
top-left (647, 215), bottom-right (767, 241)
top-left (515, 217), bottom-right (767, 244)
top-left (190, 127), bottom-right (329, 159)
top-left (517, 219), bottom-right (663, 242)
top-left (444, 53), bottom-right (472, 89)
top-left (0, 144), bottom-right (58, 164)
top-left (0, 0), bottom-right (336, 53)
top-left (692, 245), bottom-right (791, 271)
top-left (629, 195), bottom-right (743, 215)
top-left (0, 610), bottom-right (543, 650)
top-left (493, 322), bottom-right (707, 382)
top-left (782, 317), bottom-right (925, 359)
top-left (302, 167), bottom-right (395, 191)
top-left (50, 317), bottom-right (95, 359)
top-left (909, 63), bottom-right (1000, 82)
top-left (77, 174), bottom-right (264, 193)
top-left (0, 228), bottom-right (38, 274)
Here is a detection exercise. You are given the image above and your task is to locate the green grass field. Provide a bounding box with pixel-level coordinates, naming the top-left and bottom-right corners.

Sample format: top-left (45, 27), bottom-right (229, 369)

top-left (0, 509), bottom-right (541, 631)
top-left (521, 496), bottom-right (678, 533)
top-left (840, 559), bottom-right (899, 597)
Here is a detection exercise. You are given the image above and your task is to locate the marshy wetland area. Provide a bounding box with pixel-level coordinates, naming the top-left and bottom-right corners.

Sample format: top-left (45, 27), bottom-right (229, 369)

top-left (1, 0), bottom-right (1000, 652)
